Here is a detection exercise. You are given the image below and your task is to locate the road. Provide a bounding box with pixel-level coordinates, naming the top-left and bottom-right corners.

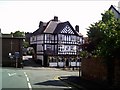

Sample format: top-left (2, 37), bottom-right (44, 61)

top-left (1, 67), bottom-right (79, 90)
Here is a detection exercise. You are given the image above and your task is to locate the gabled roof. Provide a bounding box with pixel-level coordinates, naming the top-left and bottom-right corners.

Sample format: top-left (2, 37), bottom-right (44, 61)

top-left (53, 21), bottom-right (67, 34)
top-left (32, 22), bottom-right (47, 36)
top-left (53, 21), bottom-right (82, 36)
top-left (109, 5), bottom-right (120, 18)
top-left (32, 17), bottom-right (83, 37)
top-left (43, 20), bottom-right (61, 33)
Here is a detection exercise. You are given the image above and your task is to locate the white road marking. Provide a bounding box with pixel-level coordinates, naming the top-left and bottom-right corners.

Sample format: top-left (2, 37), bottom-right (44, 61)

top-left (26, 77), bottom-right (30, 82)
top-left (24, 72), bottom-right (32, 90)
top-left (28, 82), bottom-right (32, 90)
top-left (8, 73), bottom-right (16, 76)
top-left (24, 72), bottom-right (28, 77)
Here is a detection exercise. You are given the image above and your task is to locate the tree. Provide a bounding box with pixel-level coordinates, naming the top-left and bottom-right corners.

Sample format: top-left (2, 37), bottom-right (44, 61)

top-left (11, 31), bottom-right (30, 48)
top-left (87, 10), bottom-right (120, 85)
top-left (23, 41), bottom-right (29, 48)
top-left (87, 22), bottom-right (105, 54)
top-left (11, 31), bottom-right (25, 37)
top-left (87, 10), bottom-right (120, 59)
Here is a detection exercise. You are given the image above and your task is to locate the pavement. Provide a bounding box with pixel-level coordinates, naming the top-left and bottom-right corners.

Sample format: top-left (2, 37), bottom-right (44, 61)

top-left (59, 76), bottom-right (120, 90)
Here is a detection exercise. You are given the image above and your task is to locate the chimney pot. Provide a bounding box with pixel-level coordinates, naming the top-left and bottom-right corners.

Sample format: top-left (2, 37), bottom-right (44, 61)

top-left (39, 21), bottom-right (43, 27)
top-left (75, 25), bottom-right (79, 32)
top-left (54, 16), bottom-right (58, 21)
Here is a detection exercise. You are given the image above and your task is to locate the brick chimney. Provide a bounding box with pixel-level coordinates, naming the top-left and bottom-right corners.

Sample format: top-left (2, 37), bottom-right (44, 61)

top-left (39, 21), bottom-right (43, 27)
top-left (75, 25), bottom-right (79, 32)
top-left (53, 16), bottom-right (58, 21)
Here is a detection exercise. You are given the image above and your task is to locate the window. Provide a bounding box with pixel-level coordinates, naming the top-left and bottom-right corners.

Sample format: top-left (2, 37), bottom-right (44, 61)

top-left (47, 45), bottom-right (51, 49)
top-left (45, 34), bottom-right (54, 43)
top-left (58, 45), bottom-right (64, 53)
top-left (58, 34), bottom-right (62, 41)
top-left (46, 34), bottom-right (49, 40)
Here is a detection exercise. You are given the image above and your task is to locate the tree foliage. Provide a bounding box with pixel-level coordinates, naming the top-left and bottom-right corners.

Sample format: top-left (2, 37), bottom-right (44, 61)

top-left (87, 10), bottom-right (120, 59)
top-left (11, 31), bottom-right (29, 48)
top-left (11, 31), bottom-right (25, 37)
top-left (23, 41), bottom-right (29, 48)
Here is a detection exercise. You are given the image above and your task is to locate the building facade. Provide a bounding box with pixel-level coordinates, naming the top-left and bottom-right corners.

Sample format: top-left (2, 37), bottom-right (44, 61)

top-left (109, 5), bottom-right (120, 19)
top-left (30, 16), bottom-right (83, 67)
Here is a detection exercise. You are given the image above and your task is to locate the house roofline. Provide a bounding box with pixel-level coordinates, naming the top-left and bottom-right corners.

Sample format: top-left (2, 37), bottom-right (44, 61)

top-left (109, 5), bottom-right (120, 16)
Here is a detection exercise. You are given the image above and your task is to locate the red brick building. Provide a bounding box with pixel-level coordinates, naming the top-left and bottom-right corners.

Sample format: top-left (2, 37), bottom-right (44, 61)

top-left (2, 34), bottom-right (24, 67)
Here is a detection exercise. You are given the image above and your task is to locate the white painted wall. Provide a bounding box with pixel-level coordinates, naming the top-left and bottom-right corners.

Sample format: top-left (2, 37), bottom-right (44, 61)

top-left (37, 45), bottom-right (43, 51)
top-left (37, 35), bottom-right (43, 41)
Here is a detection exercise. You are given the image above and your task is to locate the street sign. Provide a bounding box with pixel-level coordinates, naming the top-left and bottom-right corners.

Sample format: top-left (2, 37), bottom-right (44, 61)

top-left (14, 52), bottom-right (20, 58)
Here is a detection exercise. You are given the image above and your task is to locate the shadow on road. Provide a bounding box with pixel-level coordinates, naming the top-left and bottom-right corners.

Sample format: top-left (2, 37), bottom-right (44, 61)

top-left (34, 80), bottom-right (65, 87)
top-left (23, 58), bottom-right (41, 67)
top-left (59, 76), bottom-right (120, 90)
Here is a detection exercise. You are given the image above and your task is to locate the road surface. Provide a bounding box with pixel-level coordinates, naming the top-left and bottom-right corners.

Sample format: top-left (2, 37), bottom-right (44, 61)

top-left (1, 67), bottom-right (79, 90)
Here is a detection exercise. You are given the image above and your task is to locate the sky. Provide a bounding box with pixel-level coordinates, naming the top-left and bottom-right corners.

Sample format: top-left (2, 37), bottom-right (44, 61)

top-left (0, 0), bottom-right (119, 37)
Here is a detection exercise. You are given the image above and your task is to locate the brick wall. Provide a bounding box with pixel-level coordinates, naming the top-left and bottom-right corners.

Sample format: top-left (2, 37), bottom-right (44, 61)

top-left (114, 60), bottom-right (120, 86)
top-left (81, 57), bottom-right (120, 86)
top-left (2, 38), bottom-right (20, 57)
top-left (81, 57), bottom-right (107, 81)
top-left (2, 38), bottom-right (23, 67)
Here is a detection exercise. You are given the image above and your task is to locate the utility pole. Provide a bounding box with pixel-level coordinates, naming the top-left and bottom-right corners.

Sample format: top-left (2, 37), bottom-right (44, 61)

top-left (16, 57), bottom-right (18, 68)
top-left (10, 34), bottom-right (13, 52)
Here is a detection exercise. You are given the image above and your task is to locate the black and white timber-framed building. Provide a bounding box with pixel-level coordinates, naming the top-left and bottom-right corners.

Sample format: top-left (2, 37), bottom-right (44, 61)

top-left (30, 16), bottom-right (83, 67)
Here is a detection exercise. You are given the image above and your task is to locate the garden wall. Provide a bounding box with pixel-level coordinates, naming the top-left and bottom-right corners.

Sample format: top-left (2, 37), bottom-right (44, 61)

top-left (81, 57), bottom-right (120, 86)
top-left (81, 57), bottom-right (107, 81)
top-left (114, 60), bottom-right (120, 86)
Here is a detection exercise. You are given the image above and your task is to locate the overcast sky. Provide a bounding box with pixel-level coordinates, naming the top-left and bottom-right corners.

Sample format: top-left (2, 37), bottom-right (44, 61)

top-left (0, 0), bottom-right (119, 36)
